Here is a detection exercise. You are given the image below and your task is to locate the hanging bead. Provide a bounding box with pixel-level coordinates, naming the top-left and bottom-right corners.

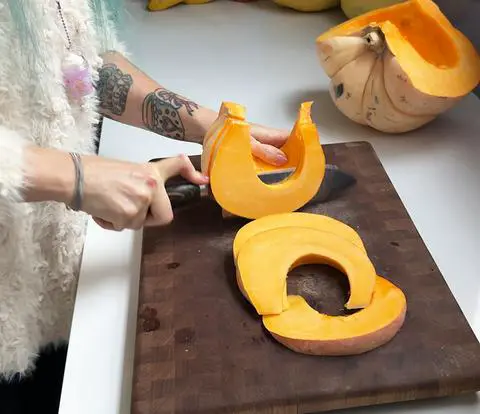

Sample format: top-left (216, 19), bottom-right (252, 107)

top-left (62, 52), bottom-right (94, 101)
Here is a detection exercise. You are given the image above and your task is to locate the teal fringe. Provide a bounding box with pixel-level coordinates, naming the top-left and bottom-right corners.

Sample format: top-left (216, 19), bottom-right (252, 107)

top-left (89, 0), bottom-right (125, 52)
top-left (7, 0), bottom-right (40, 55)
top-left (7, 0), bottom-right (124, 60)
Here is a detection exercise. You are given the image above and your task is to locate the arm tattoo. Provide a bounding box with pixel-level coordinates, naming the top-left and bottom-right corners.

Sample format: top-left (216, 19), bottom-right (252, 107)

top-left (96, 63), bottom-right (133, 116)
top-left (142, 88), bottom-right (199, 140)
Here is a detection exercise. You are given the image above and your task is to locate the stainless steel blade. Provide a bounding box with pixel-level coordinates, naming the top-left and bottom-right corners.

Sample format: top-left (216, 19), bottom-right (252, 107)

top-left (166, 164), bottom-right (356, 209)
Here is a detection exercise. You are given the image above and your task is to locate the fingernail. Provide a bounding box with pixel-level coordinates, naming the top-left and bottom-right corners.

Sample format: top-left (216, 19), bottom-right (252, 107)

top-left (146, 177), bottom-right (157, 188)
top-left (268, 148), bottom-right (287, 165)
top-left (276, 153), bottom-right (288, 165)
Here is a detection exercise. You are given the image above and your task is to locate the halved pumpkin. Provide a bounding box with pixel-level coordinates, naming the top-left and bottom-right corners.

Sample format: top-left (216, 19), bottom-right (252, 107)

top-left (233, 212), bottom-right (367, 262)
top-left (315, 0), bottom-right (480, 133)
top-left (263, 275), bottom-right (406, 355)
top-left (235, 226), bottom-right (376, 315)
top-left (202, 101), bottom-right (326, 219)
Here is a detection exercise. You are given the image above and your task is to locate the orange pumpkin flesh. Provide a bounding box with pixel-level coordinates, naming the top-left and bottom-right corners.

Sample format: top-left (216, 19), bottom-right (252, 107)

top-left (316, 0), bottom-right (480, 98)
top-left (263, 276), bottom-right (406, 356)
top-left (234, 212), bottom-right (407, 356)
top-left (202, 102), bottom-right (326, 219)
top-left (233, 212), bottom-right (367, 262)
top-left (235, 227), bottom-right (376, 315)
top-left (200, 102), bottom-right (246, 176)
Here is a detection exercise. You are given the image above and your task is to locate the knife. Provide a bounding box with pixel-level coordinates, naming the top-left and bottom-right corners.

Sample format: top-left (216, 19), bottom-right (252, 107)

top-left (151, 159), bottom-right (356, 209)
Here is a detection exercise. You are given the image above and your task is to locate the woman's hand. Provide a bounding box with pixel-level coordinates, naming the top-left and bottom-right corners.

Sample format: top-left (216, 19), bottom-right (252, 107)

top-left (84, 154), bottom-right (208, 232)
top-left (249, 123), bottom-right (290, 166)
top-left (145, 154), bottom-right (209, 227)
top-left (23, 146), bottom-right (206, 231)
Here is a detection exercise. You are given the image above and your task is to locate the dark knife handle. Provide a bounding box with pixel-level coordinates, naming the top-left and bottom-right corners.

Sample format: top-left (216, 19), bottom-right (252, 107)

top-left (150, 157), bottom-right (205, 209)
top-left (165, 183), bottom-right (206, 208)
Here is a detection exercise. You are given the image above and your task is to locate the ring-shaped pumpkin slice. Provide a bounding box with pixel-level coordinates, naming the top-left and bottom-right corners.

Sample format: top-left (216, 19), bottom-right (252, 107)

top-left (236, 227), bottom-right (376, 315)
top-left (205, 101), bottom-right (326, 219)
top-left (233, 212), bottom-right (367, 263)
top-left (262, 275), bottom-right (407, 356)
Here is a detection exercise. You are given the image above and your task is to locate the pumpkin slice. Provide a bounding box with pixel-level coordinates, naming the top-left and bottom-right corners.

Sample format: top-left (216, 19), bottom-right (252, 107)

top-left (236, 227), bottom-right (376, 315)
top-left (202, 103), bottom-right (300, 176)
top-left (204, 101), bottom-right (326, 219)
top-left (263, 275), bottom-right (406, 355)
top-left (200, 102), bottom-right (245, 175)
top-left (233, 212), bottom-right (367, 262)
top-left (315, 0), bottom-right (480, 133)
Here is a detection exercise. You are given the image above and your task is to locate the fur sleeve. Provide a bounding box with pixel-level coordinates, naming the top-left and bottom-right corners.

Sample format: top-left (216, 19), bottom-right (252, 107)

top-left (0, 126), bottom-right (30, 202)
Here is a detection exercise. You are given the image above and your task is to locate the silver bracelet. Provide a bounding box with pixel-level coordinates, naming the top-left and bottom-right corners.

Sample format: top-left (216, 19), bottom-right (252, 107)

top-left (69, 152), bottom-right (84, 211)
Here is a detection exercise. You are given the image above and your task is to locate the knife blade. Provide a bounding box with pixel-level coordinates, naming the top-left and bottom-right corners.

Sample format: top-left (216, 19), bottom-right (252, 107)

top-left (162, 164), bottom-right (356, 209)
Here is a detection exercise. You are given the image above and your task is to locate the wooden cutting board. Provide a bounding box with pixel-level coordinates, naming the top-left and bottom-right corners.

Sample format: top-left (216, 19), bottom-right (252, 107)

top-left (131, 141), bottom-right (480, 414)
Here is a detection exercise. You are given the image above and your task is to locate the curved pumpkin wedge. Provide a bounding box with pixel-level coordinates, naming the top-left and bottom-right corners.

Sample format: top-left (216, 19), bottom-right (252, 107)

top-left (202, 102), bottom-right (301, 176)
top-left (263, 275), bottom-right (406, 356)
top-left (205, 101), bottom-right (326, 219)
top-left (201, 102), bottom-right (246, 175)
top-left (316, 0), bottom-right (480, 99)
top-left (233, 212), bottom-right (366, 262)
top-left (236, 227), bottom-right (376, 315)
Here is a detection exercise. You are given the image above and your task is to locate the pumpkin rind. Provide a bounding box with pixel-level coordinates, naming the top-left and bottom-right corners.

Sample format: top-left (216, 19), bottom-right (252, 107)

top-left (361, 53), bottom-right (436, 133)
top-left (328, 49), bottom-right (377, 125)
top-left (382, 50), bottom-right (461, 116)
top-left (263, 276), bottom-right (406, 355)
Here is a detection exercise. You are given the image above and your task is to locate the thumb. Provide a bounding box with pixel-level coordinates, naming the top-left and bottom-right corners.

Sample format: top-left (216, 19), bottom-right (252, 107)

top-left (93, 217), bottom-right (122, 232)
top-left (152, 154), bottom-right (209, 185)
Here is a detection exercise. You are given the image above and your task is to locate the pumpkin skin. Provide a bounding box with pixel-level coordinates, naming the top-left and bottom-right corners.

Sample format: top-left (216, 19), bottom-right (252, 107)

top-left (202, 101), bottom-right (326, 219)
top-left (316, 0), bottom-right (480, 133)
top-left (263, 276), bottom-right (406, 356)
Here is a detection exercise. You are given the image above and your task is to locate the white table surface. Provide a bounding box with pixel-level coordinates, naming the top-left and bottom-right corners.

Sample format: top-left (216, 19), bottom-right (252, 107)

top-left (59, 1), bottom-right (480, 413)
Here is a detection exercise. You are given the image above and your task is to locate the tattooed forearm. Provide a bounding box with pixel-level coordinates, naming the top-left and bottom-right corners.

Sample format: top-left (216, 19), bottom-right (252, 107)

top-left (142, 88), bottom-right (199, 140)
top-left (96, 52), bottom-right (209, 142)
top-left (96, 63), bottom-right (133, 116)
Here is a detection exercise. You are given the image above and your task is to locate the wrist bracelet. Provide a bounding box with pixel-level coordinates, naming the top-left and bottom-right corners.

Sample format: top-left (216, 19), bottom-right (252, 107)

top-left (69, 152), bottom-right (84, 211)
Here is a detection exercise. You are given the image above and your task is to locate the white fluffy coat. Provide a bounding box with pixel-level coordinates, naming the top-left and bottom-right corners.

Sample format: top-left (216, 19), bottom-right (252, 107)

top-left (0, 0), bottom-right (123, 377)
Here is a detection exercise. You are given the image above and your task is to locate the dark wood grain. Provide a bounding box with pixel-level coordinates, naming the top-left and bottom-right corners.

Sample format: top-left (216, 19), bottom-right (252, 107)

top-left (131, 142), bottom-right (480, 414)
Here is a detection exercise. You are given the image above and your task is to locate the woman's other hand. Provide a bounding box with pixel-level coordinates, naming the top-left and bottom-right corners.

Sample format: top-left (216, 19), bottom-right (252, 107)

top-left (87, 154), bottom-right (208, 231)
top-left (145, 154), bottom-right (208, 227)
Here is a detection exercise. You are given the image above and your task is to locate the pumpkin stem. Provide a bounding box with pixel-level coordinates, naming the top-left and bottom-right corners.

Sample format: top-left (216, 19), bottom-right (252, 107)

top-left (363, 26), bottom-right (386, 55)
